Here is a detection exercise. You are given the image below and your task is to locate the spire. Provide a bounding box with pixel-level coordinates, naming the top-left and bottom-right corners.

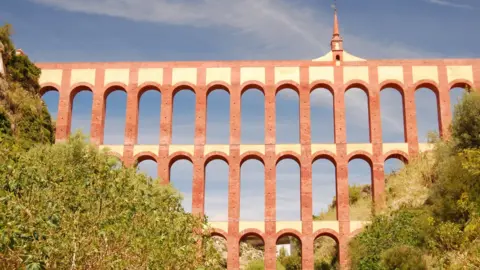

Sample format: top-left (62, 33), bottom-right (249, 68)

top-left (330, 0), bottom-right (343, 52)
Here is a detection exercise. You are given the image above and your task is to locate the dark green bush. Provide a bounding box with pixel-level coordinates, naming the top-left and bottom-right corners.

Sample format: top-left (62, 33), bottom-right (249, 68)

top-left (380, 245), bottom-right (426, 270)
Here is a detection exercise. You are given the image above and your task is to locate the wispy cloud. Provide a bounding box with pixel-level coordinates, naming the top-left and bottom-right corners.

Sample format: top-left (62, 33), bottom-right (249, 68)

top-left (425, 0), bottom-right (473, 9)
top-left (30, 0), bottom-right (434, 59)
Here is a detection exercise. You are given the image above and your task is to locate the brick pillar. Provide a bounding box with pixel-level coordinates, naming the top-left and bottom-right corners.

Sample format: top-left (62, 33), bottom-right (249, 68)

top-left (158, 84), bottom-right (173, 184)
top-left (473, 62), bottom-right (480, 90)
top-left (264, 148), bottom-right (277, 270)
top-left (368, 65), bottom-right (385, 211)
top-left (55, 69), bottom-right (72, 142)
top-left (334, 66), bottom-right (350, 269)
top-left (192, 82), bottom-right (206, 215)
top-left (227, 147), bottom-right (241, 269)
top-left (437, 65), bottom-right (451, 139)
top-left (124, 67), bottom-right (139, 146)
top-left (90, 68), bottom-right (106, 145)
top-left (231, 68), bottom-right (241, 145)
top-left (403, 65), bottom-right (419, 156)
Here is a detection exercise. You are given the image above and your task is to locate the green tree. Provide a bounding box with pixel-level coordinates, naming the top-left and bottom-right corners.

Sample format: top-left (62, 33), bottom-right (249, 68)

top-left (0, 133), bottom-right (223, 269)
top-left (451, 91), bottom-right (480, 150)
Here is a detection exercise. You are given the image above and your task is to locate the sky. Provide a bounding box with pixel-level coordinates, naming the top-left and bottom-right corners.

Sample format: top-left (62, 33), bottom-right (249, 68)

top-left (3, 0), bottom-right (476, 222)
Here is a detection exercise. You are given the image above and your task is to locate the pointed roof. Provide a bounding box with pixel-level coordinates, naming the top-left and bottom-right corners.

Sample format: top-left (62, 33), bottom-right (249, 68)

top-left (333, 8), bottom-right (340, 37)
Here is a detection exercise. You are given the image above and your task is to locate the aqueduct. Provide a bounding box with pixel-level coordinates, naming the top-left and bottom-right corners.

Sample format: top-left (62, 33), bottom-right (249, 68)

top-left (36, 11), bottom-right (480, 270)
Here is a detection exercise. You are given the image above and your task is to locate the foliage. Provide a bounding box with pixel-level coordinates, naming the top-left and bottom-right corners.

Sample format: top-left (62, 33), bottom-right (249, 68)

top-left (0, 24), bottom-right (41, 93)
top-left (451, 91), bottom-right (480, 150)
top-left (349, 91), bottom-right (480, 269)
top-left (0, 133), bottom-right (223, 269)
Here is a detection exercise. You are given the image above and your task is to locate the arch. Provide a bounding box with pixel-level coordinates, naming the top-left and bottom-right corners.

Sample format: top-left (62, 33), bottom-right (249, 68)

top-left (240, 81), bottom-right (266, 95)
top-left (138, 88), bottom-right (161, 144)
top-left (204, 151), bottom-right (230, 166)
top-left (240, 152), bottom-right (265, 166)
top-left (276, 151), bottom-right (302, 165)
top-left (276, 87), bottom-right (300, 144)
top-left (313, 229), bottom-right (340, 244)
top-left (415, 85), bottom-right (440, 142)
top-left (311, 86), bottom-right (335, 143)
top-left (276, 229), bottom-right (303, 241)
top-left (169, 156), bottom-right (194, 212)
top-left (70, 83), bottom-right (94, 100)
top-left (211, 228), bottom-right (228, 240)
top-left (349, 228), bottom-right (364, 238)
top-left (347, 151), bottom-right (374, 166)
top-left (312, 156), bottom-right (337, 221)
top-left (172, 87), bottom-right (196, 144)
top-left (312, 151), bottom-right (337, 166)
top-left (380, 85), bottom-right (406, 142)
top-left (134, 151), bottom-right (158, 163)
top-left (103, 87), bottom-right (127, 144)
top-left (137, 82), bottom-right (162, 98)
top-left (309, 81), bottom-right (335, 95)
top-left (206, 81), bottom-right (231, 95)
top-left (449, 79), bottom-right (473, 91)
top-left (379, 80), bottom-right (406, 95)
top-left (172, 83), bottom-right (196, 97)
top-left (413, 80), bottom-right (440, 95)
top-left (345, 84), bottom-right (370, 143)
top-left (348, 156), bottom-right (373, 220)
top-left (69, 85), bottom-right (94, 137)
top-left (241, 87), bottom-right (265, 143)
top-left (275, 81), bottom-right (300, 95)
top-left (240, 158), bottom-right (265, 221)
top-left (39, 83), bottom-right (60, 96)
top-left (168, 151), bottom-right (194, 168)
top-left (239, 229), bottom-right (265, 241)
top-left (276, 157), bottom-right (301, 221)
top-left (383, 150), bottom-right (409, 164)
top-left (344, 80), bottom-right (370, 96)
top-left (205, 158), bottom-right (229, 221)
top-left (206, 87), bottom-right (230, 144)
top-left (105, 151), bottom-right (123, 162)
top-left (103, 83), bottom-right (127, 99)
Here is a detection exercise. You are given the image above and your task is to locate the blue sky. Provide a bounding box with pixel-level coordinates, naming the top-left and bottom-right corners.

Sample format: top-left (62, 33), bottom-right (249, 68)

top-left (3, 0), bottom-right (476, 221)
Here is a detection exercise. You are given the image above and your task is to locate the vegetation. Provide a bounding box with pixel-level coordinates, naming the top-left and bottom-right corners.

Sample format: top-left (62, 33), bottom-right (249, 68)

top-left (0, 24), bottom-right (224, 269)
top-left (349, 91), bottom-right (480, 269)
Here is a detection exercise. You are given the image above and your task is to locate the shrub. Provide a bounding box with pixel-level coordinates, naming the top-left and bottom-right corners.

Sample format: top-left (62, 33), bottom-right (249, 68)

top-left (451, 91), bottom-right (480, 150)
top-left (380, 245), bottom-right (427, 270)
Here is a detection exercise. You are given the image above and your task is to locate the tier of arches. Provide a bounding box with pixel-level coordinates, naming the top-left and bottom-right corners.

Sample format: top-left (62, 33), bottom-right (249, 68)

top-left (40, 79), bottom-right (471, 146)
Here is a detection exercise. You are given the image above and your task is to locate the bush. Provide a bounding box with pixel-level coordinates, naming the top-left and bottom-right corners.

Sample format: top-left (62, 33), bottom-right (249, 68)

top-left (380, 245), bottom-right (426, 270)
top-left (451, 91), bottom-right (480, 150)
top-left (0, 133), bottom-right (223, 269)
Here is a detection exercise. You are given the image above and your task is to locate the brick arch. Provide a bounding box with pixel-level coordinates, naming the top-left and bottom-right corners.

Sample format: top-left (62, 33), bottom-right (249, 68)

top-left (349, 228), bottom-right (364, 238)
top-left (70, 83), bottom-right (94, 98)
top-left (312, 151), bottom-right (337, 166)
top-left (275, 229), bottom-right (303, 241)
top-left (39, 83), bottom-right (60, 96)
top-left (241, 81), bottom-right (265, 95)
top-left (449, 79), bottom-right (473, 91)
top-left (240, 152), bottom-right (265, 166)
top-left (134, 151), bottom-right (158, 163)
top-left (275, 81), bottom-right (300, 95)
top-left (204, 152), bottom-right (230, 166)
top-left (347, 151), bottom-right (374, 167)
top-left (103, 83), bottom-right (128, 99)
top-left (276, 151), bottom-right (302, 165)
top-left (379, 80), bottom-right (405, 95)
top-left (168, 151), bottom-right (194, 168)
top-left (313, 228), bottom-right (340, 245)
top-left (172, 82), bottom-right (196, 97)
top-left (383, 150), bottom-right (409, 164)
top-left (206, 81), bottom-right (231, 95)
top-left (239, 229), bottom-right (265, 242)
top-left (137, 82), bottom-right (162, 98)
top-left (309, 80), bottom-right (335, 96)
top-left (413, 80), bottom-right (440, 95)
top-left (105, 151), bottom-right (123, 162)
top-left (211, 228), bottom-right (228, 240)
top-left (344, 80), bottom-right (370, 96)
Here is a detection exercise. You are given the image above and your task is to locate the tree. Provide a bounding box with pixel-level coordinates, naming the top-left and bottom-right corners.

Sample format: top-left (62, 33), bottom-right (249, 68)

top-left (0, 133), bottom-right (223, 269)
top-left (451, 91), bottom-right (480, 150)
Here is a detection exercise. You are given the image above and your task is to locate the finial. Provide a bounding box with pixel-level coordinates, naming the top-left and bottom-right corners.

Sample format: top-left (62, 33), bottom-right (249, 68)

top-left (332, 0), bottom-right (339, 37)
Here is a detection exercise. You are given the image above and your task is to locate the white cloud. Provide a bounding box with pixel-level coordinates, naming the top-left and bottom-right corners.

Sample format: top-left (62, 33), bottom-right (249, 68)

top-left (30, 0), bottom-right (433, 59)
top-left (425, 0), bottom-right (473, 9)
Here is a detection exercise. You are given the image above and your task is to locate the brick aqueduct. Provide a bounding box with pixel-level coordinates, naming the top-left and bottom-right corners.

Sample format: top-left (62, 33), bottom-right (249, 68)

top-left (36, 11), bottom-right (479, 270)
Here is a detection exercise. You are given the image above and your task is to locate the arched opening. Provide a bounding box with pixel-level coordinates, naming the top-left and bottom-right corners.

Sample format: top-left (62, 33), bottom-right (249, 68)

top-left (205, 159), bottom-right (229, 221)
top-left (276, 88), bottom-right (299, 144)
top-left (311, 88), bottom-right (334, 143)
top-left (380, 87), bottom-right (405, 142)
top-left (137, 159), bottom-right (158, 182)
top-left (207, 89), bottom-right (230, 144)
top-left (240, 234), bottom-right (265, 269)
top-left (240, 159), bottom-right (265, 221)
top-left (70, 89), bottom-right (93, 138)
top-left (450, 86), bottom-right (467, 117)
top-left (169, 158), bottom-right (193, 212)
top-left (385, 157), bottom-right (405, 177)
top-left (104, 89), bottom-right (127, 144)
top-left (41, 89), bottom-right (59, 120)
top-left (276, 234), bottom-right (302, 269)
top-left (276, 158), bottom-right (300, 221)
top-left (241, 88), bottom-right (265, 143)
top-left (172, 89), bottom-right (195, 144)
top-left (211, 234), bottom-right (228, 269)
top-left (108, 155), bottom-right (123, 170)
top-left (138, 89), bottom-right (161, 144)
top-left (314, 235), bottom-right (339, 269)
top-left (348, 158), bottom-right (372, 220)
top-left (312, 158), bottom-right (337, 221)
top-left (345, 87), bottom-right (370, 143)
top-left (415, 87), bottom-right (439, 142)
